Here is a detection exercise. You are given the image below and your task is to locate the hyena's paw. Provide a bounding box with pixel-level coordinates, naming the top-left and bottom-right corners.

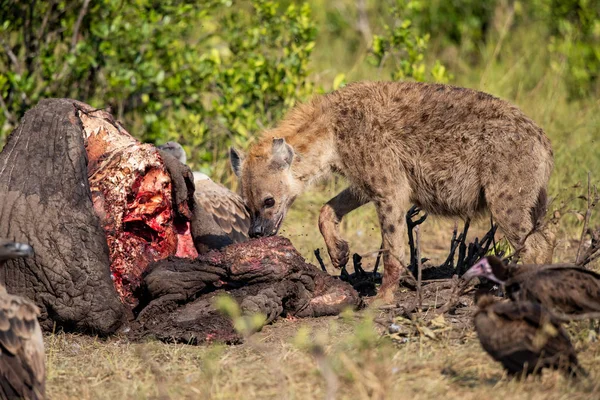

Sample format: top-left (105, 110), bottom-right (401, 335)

top-left (327, 239), bottom-right (350, 269)
top-left (373, 286), bottom-right (396, 305)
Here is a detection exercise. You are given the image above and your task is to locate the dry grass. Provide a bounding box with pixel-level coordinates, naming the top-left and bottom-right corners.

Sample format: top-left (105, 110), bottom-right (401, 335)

top-left (46, 314), bottom-right (600, 399)
top-left (44, 181), bottom-right (600, 399)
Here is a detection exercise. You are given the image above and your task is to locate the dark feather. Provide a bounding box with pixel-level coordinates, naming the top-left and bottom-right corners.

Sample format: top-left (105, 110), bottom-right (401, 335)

top-left (0, 239), bottom-right (45, 400)
top-left (474, 296), bottom-right (584, 378)
top-left (503, 262), bottom-right (600, 319)
top-left (0, 291), bottom-right (45, 400)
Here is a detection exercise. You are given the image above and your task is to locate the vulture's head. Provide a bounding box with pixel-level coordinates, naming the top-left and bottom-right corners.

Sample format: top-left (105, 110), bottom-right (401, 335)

top-left (193, 171), bottom-right (211, 184)
top-left (158, 141), bottom-right (187, 165)
top-left (463, 256), bottom-right (508, 284)
top-left (0, 239), bottom-right (34, 261)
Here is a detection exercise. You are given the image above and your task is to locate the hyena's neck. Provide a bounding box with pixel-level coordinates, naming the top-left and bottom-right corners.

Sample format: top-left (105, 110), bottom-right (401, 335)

top-left (253, 97), bottom-right (338, 193)
top-left (278, 101), bottom-right (337, 189)
top-left (288, 132), bottom-right (336, 188)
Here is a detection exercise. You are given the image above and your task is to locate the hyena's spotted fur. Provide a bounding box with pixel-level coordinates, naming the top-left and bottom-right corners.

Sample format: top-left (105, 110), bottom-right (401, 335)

top-left (230, 81), bottom-right (555, 303)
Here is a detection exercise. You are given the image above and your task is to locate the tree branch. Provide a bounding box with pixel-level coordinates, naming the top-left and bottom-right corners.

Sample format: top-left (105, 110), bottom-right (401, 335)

top-left (0, 38), bottom-right (22, 74)
top-left (71, 0), bottom-right (91, 52)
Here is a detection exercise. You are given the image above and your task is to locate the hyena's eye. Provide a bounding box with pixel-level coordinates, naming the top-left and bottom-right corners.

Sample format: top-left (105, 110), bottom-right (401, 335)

top-left (263, 197), bottom-right (275, 209)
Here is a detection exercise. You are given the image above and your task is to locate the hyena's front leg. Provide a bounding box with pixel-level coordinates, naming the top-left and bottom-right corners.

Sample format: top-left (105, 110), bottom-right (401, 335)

top-left (319, 187), bottom-right (369, 269)
top-left (374, 194), bottom-right (411, 303)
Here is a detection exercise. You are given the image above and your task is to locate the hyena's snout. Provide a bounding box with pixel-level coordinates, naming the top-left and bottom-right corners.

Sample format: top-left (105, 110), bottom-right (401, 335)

top-left (249, 221), bottom-right (266, 238)
top-left (249, 215), bottom-right (281, 238)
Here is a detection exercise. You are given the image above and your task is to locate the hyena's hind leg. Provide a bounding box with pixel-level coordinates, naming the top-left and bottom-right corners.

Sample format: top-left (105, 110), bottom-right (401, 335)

top-left (319, 187), bottom-right (370, 269)
top-left (373, 189), bottom-right (412, 303)
top-left (486, 186), bottom-right (555, 264)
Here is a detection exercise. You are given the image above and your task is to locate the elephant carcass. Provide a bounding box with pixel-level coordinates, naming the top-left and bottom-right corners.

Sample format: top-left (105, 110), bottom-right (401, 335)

top-left (0, 99), bottom-right (126, 334)
top-left (0, 99), bottom-right (197, 334)
top-left (80, 107), bottom-right (198, 306)
top-left (0, 99), bottom-right (361, 339)
top-left (132, 236), bottom-right (363, 344)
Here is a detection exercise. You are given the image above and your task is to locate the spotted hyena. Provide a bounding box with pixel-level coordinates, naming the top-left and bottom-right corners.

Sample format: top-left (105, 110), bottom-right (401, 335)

top-left (229, 81), bottom-right (554, 303)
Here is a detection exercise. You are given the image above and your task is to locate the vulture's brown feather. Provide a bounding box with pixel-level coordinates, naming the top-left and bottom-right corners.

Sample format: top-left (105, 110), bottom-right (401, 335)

top-left (156, 142), bottom-right (251, 248)
top-left (0, 287), bottom-right (45, 400)
top-left (0, 240), bottom-right (45, 400)
top-left (194, 178), bottom-right (250, 244)
top-left (474, 295), bottom-right (584, 378)
top-left (465, 256), bottom-right (600, 320)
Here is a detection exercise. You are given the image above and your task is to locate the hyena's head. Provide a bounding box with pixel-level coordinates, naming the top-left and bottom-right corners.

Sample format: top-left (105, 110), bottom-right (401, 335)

top-left (229, 138), bottom-right (300, 238)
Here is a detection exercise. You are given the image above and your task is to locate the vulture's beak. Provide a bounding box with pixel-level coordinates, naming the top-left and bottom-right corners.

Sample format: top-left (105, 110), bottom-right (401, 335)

top-left (0, 240), bottom-right (34, 260)
top-left (462, 258), bottom-right (489, 282)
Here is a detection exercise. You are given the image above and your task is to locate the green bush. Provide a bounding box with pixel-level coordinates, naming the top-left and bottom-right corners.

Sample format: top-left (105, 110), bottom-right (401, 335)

top-left (368, 0), bottom-right (451, 83)
top-left (0, 0), bottom-right (317, 178)
top-left (543, 0), bottom-right (600, 99)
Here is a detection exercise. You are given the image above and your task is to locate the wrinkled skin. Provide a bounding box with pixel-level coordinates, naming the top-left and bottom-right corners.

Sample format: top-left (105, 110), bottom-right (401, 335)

top-left (0, 99), bottom-right (126, 334)
top-left (131, 236), bottom-right (363, 344)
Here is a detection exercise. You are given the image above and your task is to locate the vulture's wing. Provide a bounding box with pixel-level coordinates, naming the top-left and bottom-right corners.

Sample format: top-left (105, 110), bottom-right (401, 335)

top-left (194, 179), bottom-right (250, 243)
top-left (475, 301), bottom-right (540, 359)
top-left (521, 268), bottom-right (600, 315)
top-left (491, 300), bottom-right (574, 357)
top-left (0, 291), bottom-right (45, 400)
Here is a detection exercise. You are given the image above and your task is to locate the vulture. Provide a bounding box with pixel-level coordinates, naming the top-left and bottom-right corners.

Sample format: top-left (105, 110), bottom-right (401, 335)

top-left (157, 142), bottom-right (251, 248)
top-left (464, 255), bottom-right (600, 320)
top-left (474, 294), bottom-right (585, 378)
top-left (0, 239), bottom-right (45, 400)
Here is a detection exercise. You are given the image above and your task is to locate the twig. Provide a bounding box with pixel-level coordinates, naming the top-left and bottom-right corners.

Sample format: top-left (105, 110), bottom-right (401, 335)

top-left (551, 311), bottom-right (600, 322)
top-left (577, 227), bottom-right (600, 267)
top-left (442, 222), bottom-right (460, 269)
top-left (312, 345), bottom-right (339, 400)
top-left (406, 205), bottom-right (427, 273)
top-left (436, 276), bottom-right (470, 315)
top-left (49, 0), bottom-right (91, 90)
top-left (314, 249), bottom-right (327, 273)
top-left (352, 253), bottom-right (365, 275)
top-left (355, 0), bottom-right (372, 44)
top-left (372, 242), bottom-right (383, 276)
top-left (576, 173), bottom-right (594, 264)
top-left (0, 38), bottom-right (22, 74)
top-left (455, 219), bottom-right (470, 274)
top-left (37, 0), bottom-right (56, 45)
top-left (416, 226), bottom-right (422, 311)
top-left (71, 0), bottom-right (91, 51)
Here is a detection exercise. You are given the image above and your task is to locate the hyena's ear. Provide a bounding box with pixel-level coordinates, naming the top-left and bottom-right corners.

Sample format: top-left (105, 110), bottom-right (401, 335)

top-left (271, 138), bottom-right (294, 169)
top-left (229, 147), bottom-right (245, 177)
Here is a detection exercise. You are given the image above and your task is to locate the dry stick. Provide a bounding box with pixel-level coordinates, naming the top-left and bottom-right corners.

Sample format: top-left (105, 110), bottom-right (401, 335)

top-left (372, 242), bottom-right (384, 276)
top-left (71, 0), bottom-right (91, 50)
top-left (551, 311), bottom-right (600, 322)
top-left (49, 0), bottom-right (91, 90)
top-left (455, 219), bottom-right (470, 275)
top-left (436, 277), bottom-right (470, 315)
top-left (0, 38), bottom-right (22, 74)
top-left (314, 249), bottom-right (328, 273)
top-left (576, 172), bottom-right (593, 264)
top-left (415, 226), bottom-right (423, 312)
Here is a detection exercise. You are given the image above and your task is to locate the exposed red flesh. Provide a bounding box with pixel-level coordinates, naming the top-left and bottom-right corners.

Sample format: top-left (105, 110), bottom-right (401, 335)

top-left (80, 111), bottom-right (197, 307)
